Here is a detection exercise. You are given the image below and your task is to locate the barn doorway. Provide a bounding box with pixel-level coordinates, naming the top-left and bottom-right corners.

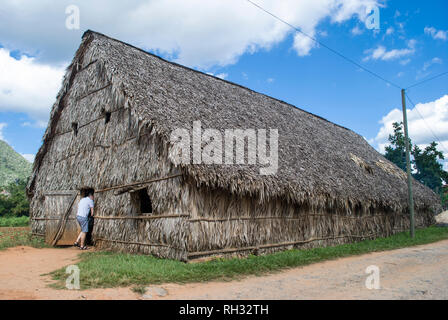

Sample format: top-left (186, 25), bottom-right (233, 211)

top-left (79, 188), bottom-right (95, 245)
top-left (43, 190), bottom-right (78, 246)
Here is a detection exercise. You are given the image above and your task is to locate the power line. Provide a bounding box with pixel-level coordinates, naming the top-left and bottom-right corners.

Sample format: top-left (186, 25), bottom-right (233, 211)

top-left (244, 0), bottom-right (402, 89)
top-left (405, 92), bottom-right (448, 154)
top-left (244, 0), bottom-right (448, 157)
top-left (406, 71), bottom-right (448, 90)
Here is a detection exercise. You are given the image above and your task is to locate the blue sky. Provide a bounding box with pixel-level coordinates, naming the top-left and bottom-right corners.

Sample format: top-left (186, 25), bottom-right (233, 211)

top-left (0, 0), bottom-right (447, 168)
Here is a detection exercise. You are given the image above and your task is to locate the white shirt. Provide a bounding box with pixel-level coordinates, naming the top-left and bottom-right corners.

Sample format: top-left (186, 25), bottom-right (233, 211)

top-left (77, 197), bottom-right (94, 218)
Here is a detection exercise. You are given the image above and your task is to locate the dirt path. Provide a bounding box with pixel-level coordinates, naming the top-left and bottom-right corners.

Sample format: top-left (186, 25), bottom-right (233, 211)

top-left (1, 240), bottom-right (447, 300)
top-left (0, 246), bottom-right (138, 300)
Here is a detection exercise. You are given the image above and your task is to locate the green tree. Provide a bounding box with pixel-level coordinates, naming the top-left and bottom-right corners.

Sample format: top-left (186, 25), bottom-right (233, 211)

top-left (384, 122), bottom-right (411, 171)
top-left (413, 142), bottom-right (447, 194)
top-left (442, 190), bottom-right (448, 210)
top-left (383, 122), bottom-right (448, 199)
top-left (0, 179), bottom-right (29, 217)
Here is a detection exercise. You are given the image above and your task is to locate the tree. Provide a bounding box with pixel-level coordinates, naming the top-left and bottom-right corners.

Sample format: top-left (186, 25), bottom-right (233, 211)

top-left (383, 122), bottom-right (448, 199)
top-left (0, 179), bottom-right (29, 217)
top-left (384, 122), bottom-right (410, 172)
top-left (413, 142), bottom-right (447, 194)
top-left (442, 190), bottom-right (448, 210)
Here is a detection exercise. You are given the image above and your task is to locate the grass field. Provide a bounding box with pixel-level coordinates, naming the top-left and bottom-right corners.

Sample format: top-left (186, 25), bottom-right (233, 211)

top-left (49, 226), bottom-right (448, 289)
top-left (0, 216), bottom-right (29, 227)
top-left (0, 227), bottom-right (47, 250)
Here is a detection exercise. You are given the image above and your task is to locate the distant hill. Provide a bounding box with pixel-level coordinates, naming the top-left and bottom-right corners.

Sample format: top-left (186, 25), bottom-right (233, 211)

top-left (0, 140), bottom-right (32, 187)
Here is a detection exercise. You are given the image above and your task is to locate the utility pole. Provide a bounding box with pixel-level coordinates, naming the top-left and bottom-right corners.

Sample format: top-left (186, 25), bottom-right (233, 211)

top-left (401, 89), bottom-right (415, 238)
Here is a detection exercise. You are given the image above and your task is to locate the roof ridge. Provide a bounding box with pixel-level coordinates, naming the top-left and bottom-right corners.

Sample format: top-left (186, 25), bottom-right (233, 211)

top-left (83, 29), bottom-right (353, 134)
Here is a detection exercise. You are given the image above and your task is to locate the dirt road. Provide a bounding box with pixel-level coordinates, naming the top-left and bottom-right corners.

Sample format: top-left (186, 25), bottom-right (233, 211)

top-left (0, 246), bottom-right (137, 300)
top-left (1, 240), bottom-right (447, 300)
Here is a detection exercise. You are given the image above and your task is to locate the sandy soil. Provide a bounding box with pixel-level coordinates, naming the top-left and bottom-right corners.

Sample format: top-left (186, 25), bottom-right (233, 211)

top-left (1, 240), bottom-right (447, 300)
top-left (0, 246), bottom-right (138, 300)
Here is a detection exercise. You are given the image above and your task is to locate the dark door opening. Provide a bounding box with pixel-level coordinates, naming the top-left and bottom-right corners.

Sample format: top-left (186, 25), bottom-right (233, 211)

top-left (79, 188), bottom-right (95, 245)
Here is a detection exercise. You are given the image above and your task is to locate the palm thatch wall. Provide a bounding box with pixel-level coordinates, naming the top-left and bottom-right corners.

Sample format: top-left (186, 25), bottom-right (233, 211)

top-left (27, 31), bottom-right (441, 261)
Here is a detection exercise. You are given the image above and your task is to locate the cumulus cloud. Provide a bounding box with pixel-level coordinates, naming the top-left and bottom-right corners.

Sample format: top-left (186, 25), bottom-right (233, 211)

top-left (424, 26), bottom-right (447, 41)
top-left (0, 0), bottom-right (380, 68)
top-left (363, 39), bottom-right (416, 62)
top-left (0, 48), bottom-right (66, 126)
top-left (293, 32), bottom-right (318, 56)
top-left (370, 95), bottom-right (448, 169)
top-left (0, 0), bottom-right (381, 124)
top-left (0, 0), bottom-right (385, 129)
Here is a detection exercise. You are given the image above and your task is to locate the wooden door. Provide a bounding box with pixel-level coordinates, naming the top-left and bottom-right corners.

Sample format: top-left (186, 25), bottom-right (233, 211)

top-left (44, 191), bottom-right (79, 246)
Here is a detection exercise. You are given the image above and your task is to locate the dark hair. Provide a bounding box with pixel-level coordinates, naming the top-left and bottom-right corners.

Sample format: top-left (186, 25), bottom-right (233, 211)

top-left (87, 191), bottom-right (94, 197)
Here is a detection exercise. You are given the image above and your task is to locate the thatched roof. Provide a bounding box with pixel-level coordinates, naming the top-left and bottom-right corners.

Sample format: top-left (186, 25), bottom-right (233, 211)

top-left (29, 30), bottom-right (441, 214)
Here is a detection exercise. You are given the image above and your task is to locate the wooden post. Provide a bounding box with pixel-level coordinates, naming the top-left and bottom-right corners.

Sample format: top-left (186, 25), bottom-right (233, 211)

top-left (401, 89), bottom-right (415, 238)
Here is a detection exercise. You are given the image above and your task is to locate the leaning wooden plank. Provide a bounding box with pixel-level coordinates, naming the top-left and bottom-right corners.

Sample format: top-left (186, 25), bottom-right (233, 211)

top-left (50, 193), bottom-right (78, 246)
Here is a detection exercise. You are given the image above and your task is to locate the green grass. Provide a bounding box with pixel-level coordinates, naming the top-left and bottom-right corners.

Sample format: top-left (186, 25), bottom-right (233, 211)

top-left (49, 226), bottom-right (448, 290)
top-left (0, 227), bottom-right (48, 250)
top-left (0, 216), bottom-right (29, 227)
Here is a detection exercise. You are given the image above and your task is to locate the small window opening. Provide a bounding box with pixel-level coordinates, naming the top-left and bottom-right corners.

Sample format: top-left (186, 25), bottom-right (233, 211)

top-left (105, 112), bottom-right (111, 124)
top-left (131, 188), bottom-right (153, 214)
top-left (72, 122), bottom-right (78, 136)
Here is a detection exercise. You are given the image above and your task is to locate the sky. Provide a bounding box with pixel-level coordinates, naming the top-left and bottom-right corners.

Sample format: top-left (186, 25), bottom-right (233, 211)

top-left (0, 0), bottom-right (447, 169)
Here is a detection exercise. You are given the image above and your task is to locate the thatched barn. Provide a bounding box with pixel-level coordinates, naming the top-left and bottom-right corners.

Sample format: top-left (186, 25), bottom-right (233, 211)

top-left (27, 31), bottom-right (441, 261)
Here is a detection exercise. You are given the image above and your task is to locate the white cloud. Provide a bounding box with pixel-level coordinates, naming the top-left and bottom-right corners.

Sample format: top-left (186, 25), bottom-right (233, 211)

top-left (416, 57), bottom-right (443, 80)
top-left (400, 59), bottom-right (411, 66)
top-left (267, 78), bottom-right (275, 83)
top-left (385, 27), bottom-right (394, 36)
top-left (363, 39), bottom-right (416, 62)
top-left (424, 26), bottom-right (447, 41)
top-left (0, 48), bottom-right (66, 125)
top-left (423, 57), bottom-right (443, 71)
top-left (351, 25), bottom-right (363, 36)
top-left (0, 0), bottom-right (381, 125)
top-left (0, 0), bottom-right (380, 68)
top-left (370, 95), bottom-right (448, 168)
top-left (206, 72), bottom-right (228, 80)
top-left (293, 32), bottom-right (317, 56)
top-left (0, 123), bottom-right (7, 141)
top-left (215, 73), bottom-right (228, 80)
top-left (21, 153), bottom-right (35, 163)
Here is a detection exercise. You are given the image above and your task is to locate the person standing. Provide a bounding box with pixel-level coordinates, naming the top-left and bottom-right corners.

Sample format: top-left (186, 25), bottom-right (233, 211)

top-left (74, 191), bottom-right (94, 250)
